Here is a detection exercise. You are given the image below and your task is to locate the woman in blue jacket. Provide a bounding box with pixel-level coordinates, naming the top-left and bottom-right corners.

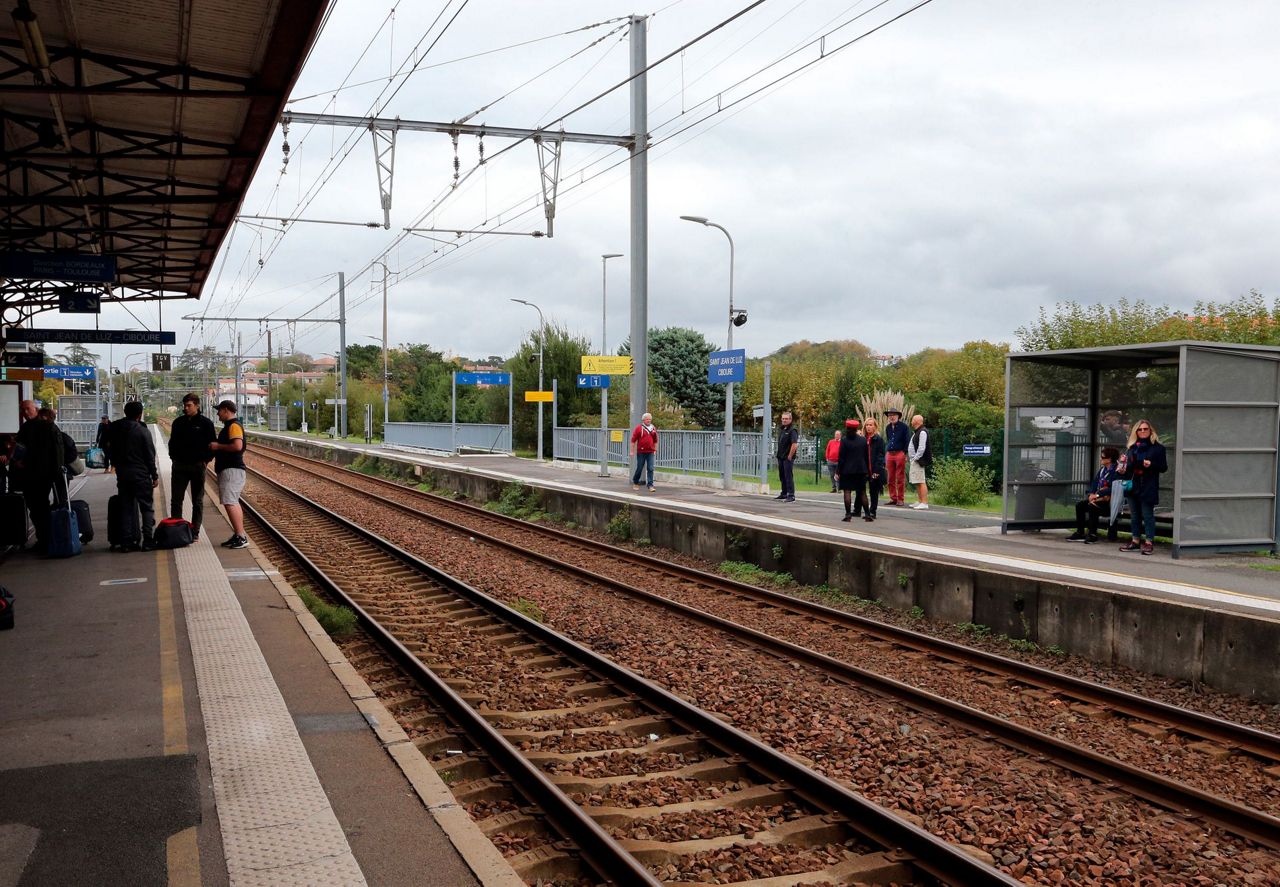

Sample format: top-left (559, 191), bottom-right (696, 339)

top-left (1119, 419), bottom-right (1168, 555)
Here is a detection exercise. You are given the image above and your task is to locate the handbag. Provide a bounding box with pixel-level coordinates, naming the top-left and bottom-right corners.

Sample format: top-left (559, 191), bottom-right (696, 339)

top-left (67, 458), bottom-right (85, 477)
top-left (1122, 478), bottom-right (1133, 492)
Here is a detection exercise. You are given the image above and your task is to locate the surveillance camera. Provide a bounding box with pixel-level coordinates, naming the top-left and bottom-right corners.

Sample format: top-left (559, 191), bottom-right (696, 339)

top-left (731, 309), bottom-right (748, 327)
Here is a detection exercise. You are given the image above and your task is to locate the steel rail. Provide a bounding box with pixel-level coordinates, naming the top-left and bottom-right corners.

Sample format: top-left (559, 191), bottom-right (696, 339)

top-left (251, 442), bottom-right (1280, 761)
top-left (246, 445), bottom-right (1280, 851)
top-left (240, 463), bottom-right (1022, 887)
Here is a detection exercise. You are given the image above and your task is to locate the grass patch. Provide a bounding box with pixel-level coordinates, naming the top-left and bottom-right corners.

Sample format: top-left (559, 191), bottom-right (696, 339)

top-left (484, 482), bottom-right (546, 521)
top-left (511, 597), bottom-right (544, 622)
top-left (718, 560), bottom-right (795, 587)
top-left (1249, 562), bottom-right (1280, 572)
top-left (296, 586), bottom-right (358, 638)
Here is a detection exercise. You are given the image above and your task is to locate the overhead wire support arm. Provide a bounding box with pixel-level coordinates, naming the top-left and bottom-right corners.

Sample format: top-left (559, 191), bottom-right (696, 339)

top-left (237, 214), bottom-right (383, 228)
top-left (281, 112), bottom-right (633, 148)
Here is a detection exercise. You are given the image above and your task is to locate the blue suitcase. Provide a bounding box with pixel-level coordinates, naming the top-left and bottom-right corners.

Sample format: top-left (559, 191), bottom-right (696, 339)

top-left (48, 506), bottom-right (82, 558)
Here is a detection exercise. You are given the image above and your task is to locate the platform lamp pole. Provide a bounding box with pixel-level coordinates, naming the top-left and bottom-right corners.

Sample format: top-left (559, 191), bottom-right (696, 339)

top-left (511, 299), bottom-right (545, 460)
top-left (680, 215), bottom-right (739, 491)
top-left (600, 253), bottom-right (623, 476)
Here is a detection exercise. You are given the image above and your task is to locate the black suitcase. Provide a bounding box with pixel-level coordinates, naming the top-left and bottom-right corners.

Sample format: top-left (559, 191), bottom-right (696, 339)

top-left (107, 494), bottom-right (139, 550)
top-left (1, 491), bottom-right (26, 548)
top-left (0, 586), bottom-right (13, 630)
top-left (70, 499), bottom-right (94, 543)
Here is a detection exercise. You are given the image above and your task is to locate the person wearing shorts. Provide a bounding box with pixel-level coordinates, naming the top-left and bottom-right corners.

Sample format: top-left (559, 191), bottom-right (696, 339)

top-left (906, 414), bottom-right (931, 509)
top-left (210, 399), bottom-right (249, 549)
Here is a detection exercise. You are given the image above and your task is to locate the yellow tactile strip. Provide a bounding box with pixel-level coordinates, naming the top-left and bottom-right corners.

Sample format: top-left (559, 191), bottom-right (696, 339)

top-left (156, 429), bottom-right (366, 886)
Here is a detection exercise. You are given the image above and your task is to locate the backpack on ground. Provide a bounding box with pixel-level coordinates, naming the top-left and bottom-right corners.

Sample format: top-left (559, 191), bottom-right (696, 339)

top-left (85, 447), bottom-right (106, 469)
top-left (0, 586), bottom-right (13, 630)
top-left (153, 517), bottom-right (194, 550)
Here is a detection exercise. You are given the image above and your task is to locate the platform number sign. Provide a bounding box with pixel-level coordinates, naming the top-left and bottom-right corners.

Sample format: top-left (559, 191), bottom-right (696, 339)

top-left (151, 352), bottom-right (172, 372)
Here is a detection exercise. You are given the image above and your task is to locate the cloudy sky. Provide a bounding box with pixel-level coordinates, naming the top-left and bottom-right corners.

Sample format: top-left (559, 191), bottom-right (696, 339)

top-left (77, 0), bottom-right (1280, 365)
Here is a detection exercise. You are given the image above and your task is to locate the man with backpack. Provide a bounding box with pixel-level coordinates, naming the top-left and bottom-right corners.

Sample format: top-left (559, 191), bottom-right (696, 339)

top-left (168, 393), bottom-right (217, 539)
top-left (13, 400), bottom-right (64, 553)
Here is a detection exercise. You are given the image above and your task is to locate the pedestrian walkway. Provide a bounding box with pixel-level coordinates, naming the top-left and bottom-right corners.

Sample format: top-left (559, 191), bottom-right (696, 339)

top-left (0, 428), bottom-right (499, 886)
top-left (256, 433), bottom-right (1280, 620)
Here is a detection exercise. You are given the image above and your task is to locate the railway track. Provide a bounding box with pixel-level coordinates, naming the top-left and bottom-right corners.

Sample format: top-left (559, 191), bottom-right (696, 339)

top-left (238, 463), bottom-right (1019, 886)
top-left (245, 442), bottom-right (1280, 855)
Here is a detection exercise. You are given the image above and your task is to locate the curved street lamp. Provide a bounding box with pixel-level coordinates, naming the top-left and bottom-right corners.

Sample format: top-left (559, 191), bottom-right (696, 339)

top-left (680, 215), bottom-right (741, 490)
top-left (511, 298), bottom-right (546, 460)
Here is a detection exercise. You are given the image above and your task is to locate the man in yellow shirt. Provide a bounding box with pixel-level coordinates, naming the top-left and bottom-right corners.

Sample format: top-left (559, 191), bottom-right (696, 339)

top-left (209, 400), bottom-right (249, 549)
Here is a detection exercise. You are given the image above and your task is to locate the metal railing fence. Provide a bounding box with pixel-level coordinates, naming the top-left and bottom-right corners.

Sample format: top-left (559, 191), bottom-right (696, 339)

top-left (554, 426), bottom-right (766, 478)
top-left (385, 421), bottom-right (511, 453)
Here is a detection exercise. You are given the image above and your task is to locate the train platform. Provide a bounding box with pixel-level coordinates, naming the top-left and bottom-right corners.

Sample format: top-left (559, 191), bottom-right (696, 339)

top-left (0, 429), bottom-right (505, 886)
top-left (255, 433), bottom-right (1280, 621)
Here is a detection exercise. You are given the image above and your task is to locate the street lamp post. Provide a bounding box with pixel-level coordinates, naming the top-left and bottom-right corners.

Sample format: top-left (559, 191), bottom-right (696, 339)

top-left (680, 215), bottom-right (739, 490)
top-left (510, 298), bottom-right (546, 460)
top-left (600, 253), bottom-right (624, 476)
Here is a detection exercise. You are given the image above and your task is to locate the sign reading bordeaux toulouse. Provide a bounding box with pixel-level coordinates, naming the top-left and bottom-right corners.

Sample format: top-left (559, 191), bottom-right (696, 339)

top-left (5, 328), bottom-right (176, 346)
top-left (707, 348), bottom-right (745, 384)
top-left (0, 252), bottom-right (117, 283)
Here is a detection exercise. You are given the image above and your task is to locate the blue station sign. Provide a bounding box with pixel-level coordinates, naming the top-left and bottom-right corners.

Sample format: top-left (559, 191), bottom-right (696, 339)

top-left (575, 374), bottom-right (610, 389)
top-left (707, 348), bottom-right (746, 384)
top-left (5, 328), bottom-right (176, 346)
top-left (962, 444), bottom-right (992, 457)
top-left (41, 365), bottom-right (95, 380)
top-left (455, 371), bottom-right (511, 386)
top-left (0, 252), bottom-right (117, 283)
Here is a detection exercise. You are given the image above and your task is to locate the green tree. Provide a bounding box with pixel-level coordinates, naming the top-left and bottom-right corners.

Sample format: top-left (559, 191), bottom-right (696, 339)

top-left (504, 323), bottom-right (591, 454)
top-left (648, 327), bottom-right (724, 427)
top-left (55, 343), bottom-right (101, 367)
top-left (769, 339), bottom-right (874, 362)
top-left (176, 345), bottom-right (230, 374)
top-left (895, 341), bottom-right (1007, 405)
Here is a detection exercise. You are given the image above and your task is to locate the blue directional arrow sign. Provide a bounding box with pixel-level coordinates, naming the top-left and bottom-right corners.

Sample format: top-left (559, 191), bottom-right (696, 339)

top-left (41, 364), bottom-right (95, 380)
top-left (575, 374), bottom-right (610, 389)
top-left (292, 401), bottom-right (304, 407)
top-left (456, 371), bottom-right (511, 386)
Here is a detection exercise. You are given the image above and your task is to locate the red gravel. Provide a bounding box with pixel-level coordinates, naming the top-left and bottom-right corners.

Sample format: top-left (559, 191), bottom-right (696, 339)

top-left (247, 457), bottom-right (1280, 885)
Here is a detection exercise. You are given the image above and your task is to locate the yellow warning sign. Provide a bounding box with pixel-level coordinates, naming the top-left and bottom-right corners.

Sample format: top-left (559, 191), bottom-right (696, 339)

top-left (610, 430), bottom-right (624, 443)
top-left (524, 390), bottom-right (554, 402)
top-left (581, 355), bottom-right (633, 375)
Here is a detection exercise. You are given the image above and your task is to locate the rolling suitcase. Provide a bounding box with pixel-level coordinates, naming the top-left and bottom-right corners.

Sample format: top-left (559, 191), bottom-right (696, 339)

top-left (1, 490), bottom-right (26, 548)
top-left (107, 494), bottom-right (139, 551)
top-left (47, 505), bottom-right (82, 558)
top-left (71, 499), bottom-right (94, 544)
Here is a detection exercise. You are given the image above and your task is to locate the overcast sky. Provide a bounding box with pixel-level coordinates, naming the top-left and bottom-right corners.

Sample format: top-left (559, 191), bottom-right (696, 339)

top-left (68, 0), bottom-right (1280, 366)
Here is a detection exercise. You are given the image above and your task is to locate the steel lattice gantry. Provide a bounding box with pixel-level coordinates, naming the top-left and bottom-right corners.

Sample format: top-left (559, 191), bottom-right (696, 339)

top-left (0, 0), bottom-right (333, 326)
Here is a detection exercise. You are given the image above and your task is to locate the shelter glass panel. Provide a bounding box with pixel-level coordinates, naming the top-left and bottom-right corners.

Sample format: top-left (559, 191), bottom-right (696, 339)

top-left (1098, 365), bottom-right (1179, 408)
top-left (1007, 406), bottom-right (1090, 446)
top-left (1183, 406), bottom-right (1279, 450)
top-left (1009, 361), bottom-right (1089, 405)
top-left (1179, 497), bottom-right (1276, 545)
top-left (1184, 349), bottom-right (1280, 404)
top-left (1180, 452), bottom-right (1275, 497)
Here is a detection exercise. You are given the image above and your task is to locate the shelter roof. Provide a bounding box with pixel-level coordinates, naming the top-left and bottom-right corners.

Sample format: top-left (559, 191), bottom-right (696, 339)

top-left (1008, 340), bottom-right (1280, 368)
top-left (1, 0), bottom-right (331, 322)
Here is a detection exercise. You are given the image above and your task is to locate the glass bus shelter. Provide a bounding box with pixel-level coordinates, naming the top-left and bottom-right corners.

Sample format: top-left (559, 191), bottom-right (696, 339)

top-left (1002, 341), bottom-right (1280, 557)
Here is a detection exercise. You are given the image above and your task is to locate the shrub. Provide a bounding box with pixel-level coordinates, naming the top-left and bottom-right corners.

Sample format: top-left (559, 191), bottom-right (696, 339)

top-left (930, 457), bottom-right (996, 507)
top-left (606, 506), bottom-right (632, 542)
top-left (511, 597), bottom-right (544, 622)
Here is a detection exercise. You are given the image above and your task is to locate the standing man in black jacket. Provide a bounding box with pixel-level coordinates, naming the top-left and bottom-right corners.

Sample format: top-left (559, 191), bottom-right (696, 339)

top-left (108, 401), bottom-right (159, 551)
top-left (168, 393), bottom-right (217, 539)
top-left (774, 411), bottom-right (799, 502)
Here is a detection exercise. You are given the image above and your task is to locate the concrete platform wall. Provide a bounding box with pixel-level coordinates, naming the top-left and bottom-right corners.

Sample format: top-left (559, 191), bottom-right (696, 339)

top-left (255, 438), bottom-right (1280, 702)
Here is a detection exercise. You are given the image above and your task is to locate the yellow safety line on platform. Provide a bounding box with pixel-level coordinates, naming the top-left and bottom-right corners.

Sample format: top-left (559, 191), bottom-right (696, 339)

top-left (166, 827), bottom-right (201, 887)
top-left (156, 550), bottom-right (188, 756)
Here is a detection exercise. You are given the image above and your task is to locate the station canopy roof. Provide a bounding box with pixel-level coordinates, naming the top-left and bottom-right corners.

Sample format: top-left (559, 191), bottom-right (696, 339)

top-left (1008, 340), bottom-right (1280, 369)
top-left (1, 0), bottom-right (332, 321)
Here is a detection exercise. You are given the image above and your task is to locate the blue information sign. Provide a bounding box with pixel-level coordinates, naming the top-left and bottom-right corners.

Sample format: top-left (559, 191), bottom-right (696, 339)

top-left (5, 328), bottom-right (176, 346)
top-left (292, 400), bottom-right (304, 407)
top-left (962, 444), bottom-right (992, 457)
top-left (0, 252), bottom-right (117, 283)
top-left (575, 374), bottom-right (610, 389)
top-left (455, 371), bottom-right (511, 386)
top-left (707, 348), bottom-right (746, 384)
top-left (41, 365), bottom-right (95, 380)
